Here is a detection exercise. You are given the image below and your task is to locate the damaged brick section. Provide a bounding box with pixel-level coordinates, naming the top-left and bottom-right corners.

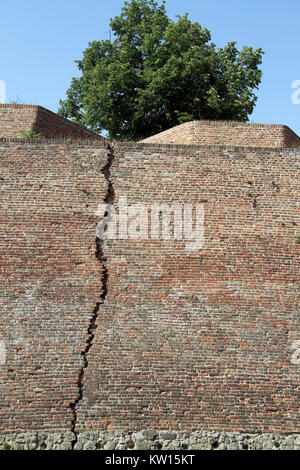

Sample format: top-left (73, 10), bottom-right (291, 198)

top-left (70, 144), bottom-right (115, 449)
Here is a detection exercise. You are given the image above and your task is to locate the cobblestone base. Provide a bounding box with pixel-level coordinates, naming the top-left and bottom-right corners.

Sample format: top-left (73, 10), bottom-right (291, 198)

top-left (0, 430), bottom-right (299, 450)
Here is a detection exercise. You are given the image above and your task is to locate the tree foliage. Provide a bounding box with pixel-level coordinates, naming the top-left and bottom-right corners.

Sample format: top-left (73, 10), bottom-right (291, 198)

top-left (58, 0), bottom-right (263, 140)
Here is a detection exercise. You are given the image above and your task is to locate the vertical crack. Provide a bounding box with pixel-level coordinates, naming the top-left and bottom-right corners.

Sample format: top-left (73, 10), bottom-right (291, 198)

top-left (70, 143), bottom-right (115, 449)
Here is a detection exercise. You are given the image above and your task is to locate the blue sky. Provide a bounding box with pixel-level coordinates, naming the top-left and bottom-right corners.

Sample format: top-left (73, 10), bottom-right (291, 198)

top-left (1, 0), bottom-right (299, 135)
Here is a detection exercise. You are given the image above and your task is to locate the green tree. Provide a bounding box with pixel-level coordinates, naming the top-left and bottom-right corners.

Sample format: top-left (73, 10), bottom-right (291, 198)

top-left (58, 0), bottom-right (263, 141)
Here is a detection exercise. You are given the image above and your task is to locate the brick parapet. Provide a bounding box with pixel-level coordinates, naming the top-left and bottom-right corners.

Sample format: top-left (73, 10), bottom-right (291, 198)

top-left (0, 104), bottom-right (105, 141)
top-left (140, 120), bottom-right (300, 148)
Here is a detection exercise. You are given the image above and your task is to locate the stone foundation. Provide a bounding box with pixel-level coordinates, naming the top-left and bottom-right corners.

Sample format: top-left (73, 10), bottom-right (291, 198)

top-left (0, 430), bottom-right (299, 451)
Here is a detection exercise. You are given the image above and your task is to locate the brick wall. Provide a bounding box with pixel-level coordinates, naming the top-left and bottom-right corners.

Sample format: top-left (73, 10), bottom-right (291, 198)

top-left (0, 105), bottom-right (37, 138)
top-left (76, 142), bottom-right (300, 434)
top-left (141, 120), bottom-right (300, 148)
top-left (0, 104), bottom-right (105, 141)
top-left (0, 139), bottom-right (108, 434)
top-left (0, 137), bottom-right (299, 447)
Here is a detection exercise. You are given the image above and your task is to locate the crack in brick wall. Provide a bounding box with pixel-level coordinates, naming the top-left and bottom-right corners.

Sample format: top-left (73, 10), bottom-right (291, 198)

top-left (70, 144), bottom-right (115, 448)
top-left (73, 144), bottom-right (300, 434)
